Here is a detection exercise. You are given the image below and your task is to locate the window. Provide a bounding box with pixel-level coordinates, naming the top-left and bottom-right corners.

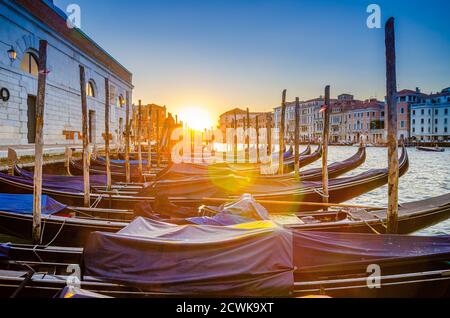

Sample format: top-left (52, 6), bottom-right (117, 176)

top-left (445, 127), bottom-right (448, 133)
top-left (445, 118), bottom-right (448, 125)
top-left (412, 119), bottom-right (416, 125)
top-left (400, 107), bottom-right (405, 114)
top-left (401, 121), bottom-right (405, 128)
top-left (435, 127), bottom-right (438, 133)
top-left (118, 95), bottom-right (125, 108)
top-left (435, 119), bottom-right (438, 125)
top-left (412, 128), bottom-right (415, 133)
top-left (421, 127), bottom-right (424, 133)
top-left (412, 110), bottom-right (416, 116)
top-left (421, 109), bottom-right (425, 115)
top-left (445, 109), bottom-right (449, 115)
top-left (435, 109), bottom-right (439, 115)
top-left (87, 80), bottom-right (96, 97)
top-left (421, 119), bottom-right (424, 124)
top-left (20, 51), bottom-right (39, 76)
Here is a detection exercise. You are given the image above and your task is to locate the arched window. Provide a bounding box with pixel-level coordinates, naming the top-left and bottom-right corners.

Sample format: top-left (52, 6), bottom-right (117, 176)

top-left (118, 95), bottom-right (125, 108)
top-left (87, 80), bottom-right (96, 97)
top-left (20, 51), bottom-right (39, 76)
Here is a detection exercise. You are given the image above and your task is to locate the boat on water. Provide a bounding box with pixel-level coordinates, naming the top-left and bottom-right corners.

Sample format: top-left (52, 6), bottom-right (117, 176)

top-left (416, 146), bottom-right (446, 153)
top-left (0, 190), bottom-right (448, 246)
top-left (0, 146), bottom-right (408, 209)
top-left (1, 219), bottom-right (449, 298)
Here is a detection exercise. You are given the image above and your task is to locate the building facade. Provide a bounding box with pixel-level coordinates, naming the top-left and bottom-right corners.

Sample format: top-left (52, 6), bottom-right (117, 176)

top-left (410, 88), bottom-right (450, 141)
top-left (218, 108), bottom-right (273, 136)
top-left (0, 0), bottom-right (133, 146)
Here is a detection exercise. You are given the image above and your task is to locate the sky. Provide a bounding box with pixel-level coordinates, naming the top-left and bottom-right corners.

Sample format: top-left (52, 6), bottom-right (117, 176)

top-left (54, 0), bottom-right (449, 128)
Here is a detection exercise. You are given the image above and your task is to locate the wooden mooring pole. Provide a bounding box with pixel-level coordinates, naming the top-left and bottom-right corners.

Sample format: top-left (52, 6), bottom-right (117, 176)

top-left (255, 115), bottom-right (260, 163)
top-left (104, 78), bottom-right (112, 190)
top-left (147, 106), bottom-right (153, 170)
top-left (125, 91), bottom-right (131, 183)
top-left (322, 86), bottom-right (331, 208)
top-left (137, 100), bottom-right (144, 180)
top-left (385, 17), bottom-right (399, 234)
top-left (294, 97), bottom-right (300, 176)
top-left (7, 148), bottom-right (17, 176)
top-left (32, 40), bottom-right (48, 244)
top-left (279, 89), bottom-right (287, 175)
top-left (246, 107), bottom-right (250, 163)
top-left (156, 110), bottom-right (161, 168)
top-left (64, 147), bottom-right (72, 175)
top-left (79, 65), bottom-right (90, 208)
top-left (267, 113), bottom-right (272, 158)
top-left (234, 111), bottom-right (238, 163)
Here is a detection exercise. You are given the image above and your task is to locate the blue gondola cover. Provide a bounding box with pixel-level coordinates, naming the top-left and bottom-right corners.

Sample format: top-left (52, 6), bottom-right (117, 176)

top-left (0, 244), bottom-right (10, 260)
top-left (0, 194), bottom-right (66, 215)
top-left (84, 218), bottom-right (294, 296)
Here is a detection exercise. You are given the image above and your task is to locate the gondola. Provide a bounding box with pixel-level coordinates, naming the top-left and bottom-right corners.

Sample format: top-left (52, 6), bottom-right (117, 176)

top-left (0, 190), bottom-right (448, 246)
top-left (416, 146), bottom-right (445, 153)
top-left (154, 145), bottom-right (362, 182)
top-left (10, 146), bottom-right (365, 203)
top-left (0, 147), bottom-right (409, 210)
top-left (1, 222), bottom-right (449, 298)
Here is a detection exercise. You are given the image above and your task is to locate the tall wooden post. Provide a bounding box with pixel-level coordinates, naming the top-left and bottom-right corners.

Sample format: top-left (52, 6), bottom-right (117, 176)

top-left (147, 106), bottom-right (153, 170)
top-left (125, 91), bottom-right (131, 183)
top-left (234, 111), bottom-right (238, 163)
top-left (156, 110), bottom-right (161, 167)
top-left (104, 78), bottom-right (112, 190)
top-left (385, 17), bottom-right (399, 234)
top-left (137, 100), bottom-right (144, 179)
top-left (322, 86), bottom-right (331, 207)
top-left (267, 113), bottom-right (272, 158)
top-left (64, 147), bottom-right (72, 175)
top-left (255, 116), bottom-right (260, 163)
top-left (7, 148), bottom-right (17, 176)
top-left (79, 65), bottom-right (90, 208)
top-left (279, 89), bottom-right (287, 174)
top-left (246, 108), bottom-right (251, 163)
top-left (294, 97), bottom-right (300, 176)
top-left (32, 40), bottom-right (48, 244)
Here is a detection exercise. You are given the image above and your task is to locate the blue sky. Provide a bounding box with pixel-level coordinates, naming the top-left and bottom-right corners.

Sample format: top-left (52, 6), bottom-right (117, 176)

top-left (54, 0), bottom-right (449, 122)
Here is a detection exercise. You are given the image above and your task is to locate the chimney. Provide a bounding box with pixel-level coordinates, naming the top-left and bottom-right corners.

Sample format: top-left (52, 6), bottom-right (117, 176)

top-left (416, 87), bottom-right (421, 93)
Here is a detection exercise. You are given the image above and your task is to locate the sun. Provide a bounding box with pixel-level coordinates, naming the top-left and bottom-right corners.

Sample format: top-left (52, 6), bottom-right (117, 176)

top-left (178, 107), bottom-right (214, 131)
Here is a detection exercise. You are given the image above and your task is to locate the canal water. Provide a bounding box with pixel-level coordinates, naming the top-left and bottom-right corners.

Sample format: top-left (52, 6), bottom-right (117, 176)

top-left (0, 146), bottom-right (449, 243)
top-left (305, 146), bottom-right (450, 235)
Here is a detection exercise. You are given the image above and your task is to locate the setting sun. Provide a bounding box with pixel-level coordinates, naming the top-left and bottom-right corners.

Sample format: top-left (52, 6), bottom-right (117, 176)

top-left (178, 107), bottom-right (214, 131)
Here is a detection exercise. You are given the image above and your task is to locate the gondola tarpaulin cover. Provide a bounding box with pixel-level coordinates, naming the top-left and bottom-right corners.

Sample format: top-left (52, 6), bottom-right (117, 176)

top-left (0, 244), bottom-right (9, 260)
top-left (0, 194), bottom-right (66, 215)
top-left (83, 219), bottom-right (294, 296)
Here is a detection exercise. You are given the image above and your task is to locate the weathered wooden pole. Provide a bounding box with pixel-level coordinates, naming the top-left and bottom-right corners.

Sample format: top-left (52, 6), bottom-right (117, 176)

top-left (255, 115), bottom-right (260, 163)
top-left (79, 65), bottom-right (90, 208)
top-left (104, 78), bottom-right (112, 190)
top-left (64, 147), bottom-right (72, 175)
top-left (147, 106), bottom-right (153, 170)
top-left (279, 89), bottom-right (287, 174)
top-left (125, 91), bottom-right (131, 183)
top-left (32, 40), bottom-right (48, 244)
top-left (137, 100), bottom-right (144, 179)
top-left (294, 97), bottom-right (301, 176)
top-left (7, 148), bottom-right (17, 176)
top-left (246, 107), bottom-right (250, 163)
top-left (156, 109), bottom-right (161, 167)
top-left (385, 17), bottom-right (399, 234)
top-left (267, 112), bottom-right (272, 158)
top-left (234, 111), bottom-right (238, 163)
top-left (322, 86), bottom-right (331, 207)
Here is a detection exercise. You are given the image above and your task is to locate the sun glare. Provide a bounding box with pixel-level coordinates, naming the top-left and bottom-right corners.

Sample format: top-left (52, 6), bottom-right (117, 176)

top-left (178, 107), bottom-right (214, 131)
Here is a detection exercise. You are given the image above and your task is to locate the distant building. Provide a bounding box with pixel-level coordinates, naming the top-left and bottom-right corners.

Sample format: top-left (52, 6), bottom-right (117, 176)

top-left (132, 104), bottom-right (167, 141)
top-left (0, 0), bottom-right (133, 146)
top-left (389, 88), bottom-right (427, 141)
top-left (410, 88), bottom-right (450, 141)
top-left (218, 108), bottom-right (273, 136)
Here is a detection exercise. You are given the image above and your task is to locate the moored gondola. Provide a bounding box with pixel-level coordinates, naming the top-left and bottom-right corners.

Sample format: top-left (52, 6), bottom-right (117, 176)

top-left (0, 146), bottom-right (409, 209)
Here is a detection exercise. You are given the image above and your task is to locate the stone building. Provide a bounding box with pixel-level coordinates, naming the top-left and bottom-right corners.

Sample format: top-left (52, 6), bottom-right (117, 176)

top-left (0, 0), bottom-right (133, 146)
top-left (410, 88), bottom-right (450, 141)
top-left (218, 108), bottom-right (273, 136)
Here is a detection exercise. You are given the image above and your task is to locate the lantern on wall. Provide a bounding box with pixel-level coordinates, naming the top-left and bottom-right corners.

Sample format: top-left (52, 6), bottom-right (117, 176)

top-left (7, 46), bottom-right (17, 63)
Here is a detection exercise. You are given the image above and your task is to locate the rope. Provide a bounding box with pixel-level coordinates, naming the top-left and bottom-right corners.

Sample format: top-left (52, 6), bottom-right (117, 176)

top-left (313, 187), bottom-right (330, 199)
